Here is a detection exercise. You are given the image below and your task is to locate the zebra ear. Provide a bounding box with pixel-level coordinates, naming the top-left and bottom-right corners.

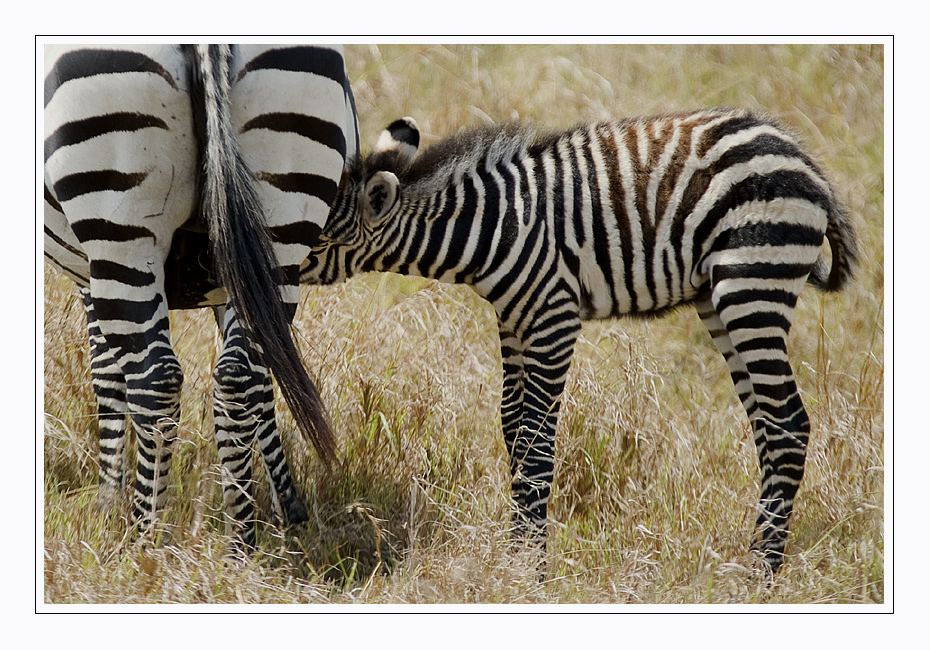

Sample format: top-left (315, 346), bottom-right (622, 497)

top-left (362, 171), bottom-right (400, 227)
top-left (373, 117), bottom-right (420, 165)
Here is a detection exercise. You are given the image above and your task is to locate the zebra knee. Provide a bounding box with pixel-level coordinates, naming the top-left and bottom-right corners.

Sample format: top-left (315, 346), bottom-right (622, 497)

top-left (214, 344), bottom-right (265, 421)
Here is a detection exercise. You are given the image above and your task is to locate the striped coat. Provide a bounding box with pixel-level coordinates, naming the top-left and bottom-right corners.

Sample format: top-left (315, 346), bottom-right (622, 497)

top-left (302, 109), bottom-right (857, 572)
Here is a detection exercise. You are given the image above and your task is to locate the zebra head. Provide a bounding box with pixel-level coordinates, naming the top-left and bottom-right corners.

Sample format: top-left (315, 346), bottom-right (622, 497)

top-left (300, 117), bottom-right (421, 285)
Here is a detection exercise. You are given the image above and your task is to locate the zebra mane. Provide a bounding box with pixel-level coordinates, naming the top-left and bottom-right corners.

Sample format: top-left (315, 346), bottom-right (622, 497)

top-left (358, 121), bottom-right (544, 198)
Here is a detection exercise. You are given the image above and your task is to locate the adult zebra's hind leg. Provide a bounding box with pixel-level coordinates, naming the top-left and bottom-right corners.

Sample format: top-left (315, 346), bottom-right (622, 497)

top-left (213, 305), bottom-right (308, 547)
top-left (696, 273), bottom-right (811, 574)
top-left (80, 288), bottom-right (128, 510)
top-left (211, 304), bottom-right (309, 529)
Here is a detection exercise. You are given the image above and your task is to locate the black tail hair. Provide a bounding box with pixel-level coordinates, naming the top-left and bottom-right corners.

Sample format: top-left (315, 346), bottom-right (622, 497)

top-left (807, 192), bottom-right (859, 292)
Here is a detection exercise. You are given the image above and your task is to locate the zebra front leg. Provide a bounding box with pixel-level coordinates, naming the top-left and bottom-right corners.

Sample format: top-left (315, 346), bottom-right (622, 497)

top-left (499, 324), bottom-right (529, 537)
top-left (80, 288), bottom-right (129, 511)
top-left (504, 315), bottom-right (580, 549)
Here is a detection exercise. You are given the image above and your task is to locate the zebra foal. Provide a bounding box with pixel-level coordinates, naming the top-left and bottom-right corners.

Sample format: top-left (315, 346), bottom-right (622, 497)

top-left (44, 45), bottom-right (358, 546)
top-left (302, 109), bottom-right (858, 572)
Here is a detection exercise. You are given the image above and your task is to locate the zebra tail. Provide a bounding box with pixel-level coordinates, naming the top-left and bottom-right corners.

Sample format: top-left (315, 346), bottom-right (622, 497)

top-left (194, 44), bottom-right (337, 464)
top-left (808, 193), bottom-right (860, 293)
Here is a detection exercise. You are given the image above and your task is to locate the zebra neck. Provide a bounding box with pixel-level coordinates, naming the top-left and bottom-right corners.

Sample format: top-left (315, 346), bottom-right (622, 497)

top-left (374, 178), bottom-right (486, 285)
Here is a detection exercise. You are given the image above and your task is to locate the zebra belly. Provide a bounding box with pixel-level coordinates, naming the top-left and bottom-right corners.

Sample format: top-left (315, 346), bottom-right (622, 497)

top-left (575, 245), bottom-right (703, 322)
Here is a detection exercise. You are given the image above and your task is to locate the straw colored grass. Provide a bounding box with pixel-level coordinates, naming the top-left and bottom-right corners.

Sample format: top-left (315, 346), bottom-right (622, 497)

top-left (43, 44), bottom-right (883, 605)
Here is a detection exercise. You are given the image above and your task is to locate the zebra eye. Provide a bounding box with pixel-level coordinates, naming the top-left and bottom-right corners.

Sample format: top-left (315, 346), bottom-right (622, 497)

top-left (362, 171), bottom-right (399, 228)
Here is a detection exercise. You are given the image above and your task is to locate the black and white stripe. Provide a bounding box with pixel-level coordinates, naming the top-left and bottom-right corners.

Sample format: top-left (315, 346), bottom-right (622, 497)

top-left (302, 109), bottom-right (857, 572)
top-left (44, 44), bottom-right (358, 546)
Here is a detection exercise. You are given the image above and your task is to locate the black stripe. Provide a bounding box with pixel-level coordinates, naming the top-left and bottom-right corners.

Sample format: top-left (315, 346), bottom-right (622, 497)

top-left (53, 170), bottom-right (148, 203)
top-left (710, 222), bottom-right (824, 253)
top-left (270, 221), bottom-right (323, 247)
top-left (70, 218), bottom-right (155, 244)
top-left (735, 336), bottom-right (789, 353)
top-left (697, 113), bottom-right (768, 158)
top-left (417, 186), bottom-right (461, 277)
top-left (714, 288), bottom-right (798, 313)
top-left (693, 170), bottom-right (830, 257)
top-left (711, 261), bottom-right (814, 283)
top-left (598, 128), bottom-right (634, 311)
top-left (91, 294), bottom-right (163, 324)
top-left (242, 113), bottom-right (346, 157)
top-left (713, 133), bottom-right (806, 173)
top-left (725, 311), bottom-right (792, 333)
top-left (671, 166), bottom-right (713, 285)
top-left (480, 160), bottom-right (520, 278)
top-left (45, 113), bottom-right (168, 162)
top-left (45, 48), bottom-right (178, 107)
top-left (255, 171), bottom-right (338, 205)
top-left (236, 46), bottom-right (346, 85)
top-left (459, 163), bottom-right (502, 283)
top-left (89, 260), bottom-right (155, 287)
top-left (432, 176), bottom-right (479, 279)
top-left (569, 135), bottom-right (586, 249)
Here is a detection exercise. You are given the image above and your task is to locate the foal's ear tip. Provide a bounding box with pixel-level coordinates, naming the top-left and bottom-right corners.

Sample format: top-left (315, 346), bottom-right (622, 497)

top-left (374, 117), bottom-right (420, 162)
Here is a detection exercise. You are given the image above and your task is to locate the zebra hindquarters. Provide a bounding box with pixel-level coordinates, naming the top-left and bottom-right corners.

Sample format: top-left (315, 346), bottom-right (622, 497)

top-left (696, 235), bottom-right (823, 573)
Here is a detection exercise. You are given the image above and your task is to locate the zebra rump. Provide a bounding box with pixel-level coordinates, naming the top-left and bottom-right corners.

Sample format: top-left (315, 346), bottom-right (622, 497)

top-left (194, 45), bottom-right (336, 464)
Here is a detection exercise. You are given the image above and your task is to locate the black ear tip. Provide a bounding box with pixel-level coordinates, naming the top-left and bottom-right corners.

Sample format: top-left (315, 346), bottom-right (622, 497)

top-left (387, 117), bottom-right (420, 149)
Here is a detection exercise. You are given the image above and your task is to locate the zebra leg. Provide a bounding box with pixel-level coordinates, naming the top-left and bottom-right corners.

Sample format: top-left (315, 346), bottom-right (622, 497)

top-left (499, 323), bottom-right (526, 502)
top-left (255, 371), bottom-right (309, 527)
top-left (92, 287), bottom-right (182, 529)
top-left (211, 305), bottom-right (308, 530)
top-left (696, 273), bottom-right (811, 574)
top-left (80, 287), bottom-right (128, 510)
top-left (213, 306), bottom-right (266, 546)
top-left (80, 259), bottom-right (183, 528)
top-left (504, 313), bottom-right (581, 547)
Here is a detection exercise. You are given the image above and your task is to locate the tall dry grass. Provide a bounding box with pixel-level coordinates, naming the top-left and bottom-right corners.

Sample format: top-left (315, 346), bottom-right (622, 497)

top-left (42, 44), bottom-right (884, 605)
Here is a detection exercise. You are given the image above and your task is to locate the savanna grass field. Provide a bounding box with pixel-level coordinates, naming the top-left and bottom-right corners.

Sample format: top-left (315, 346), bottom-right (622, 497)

top-left (42, 44), bottom-right (884, 606)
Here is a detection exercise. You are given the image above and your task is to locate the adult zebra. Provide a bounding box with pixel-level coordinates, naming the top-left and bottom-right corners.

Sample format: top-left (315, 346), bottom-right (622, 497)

top-left (44, 44), bottom-right (359, 546)
top-left (301, 110), bottom-right (858, 573)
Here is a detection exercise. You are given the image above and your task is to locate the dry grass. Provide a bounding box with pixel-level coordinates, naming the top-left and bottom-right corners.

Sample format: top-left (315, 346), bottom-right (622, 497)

top-left (42, 44), bottom-right (884, 606)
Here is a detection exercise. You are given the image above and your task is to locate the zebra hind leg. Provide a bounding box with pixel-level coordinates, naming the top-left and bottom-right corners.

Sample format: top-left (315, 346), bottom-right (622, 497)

top-left (80, 288), bottom-right (129, 511)
top-left (213, 308), bottom-right (265, 548)
top-left (114, 311), bottom-right (183, 534)
top-left (255, 370), bottom-right (309, 527)
top-left (213, 305), bottom-right (310, 547)
top-left (211, 304), bottom-right (309, 540)
top-left (697, 271), bottom-right (811, 574)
